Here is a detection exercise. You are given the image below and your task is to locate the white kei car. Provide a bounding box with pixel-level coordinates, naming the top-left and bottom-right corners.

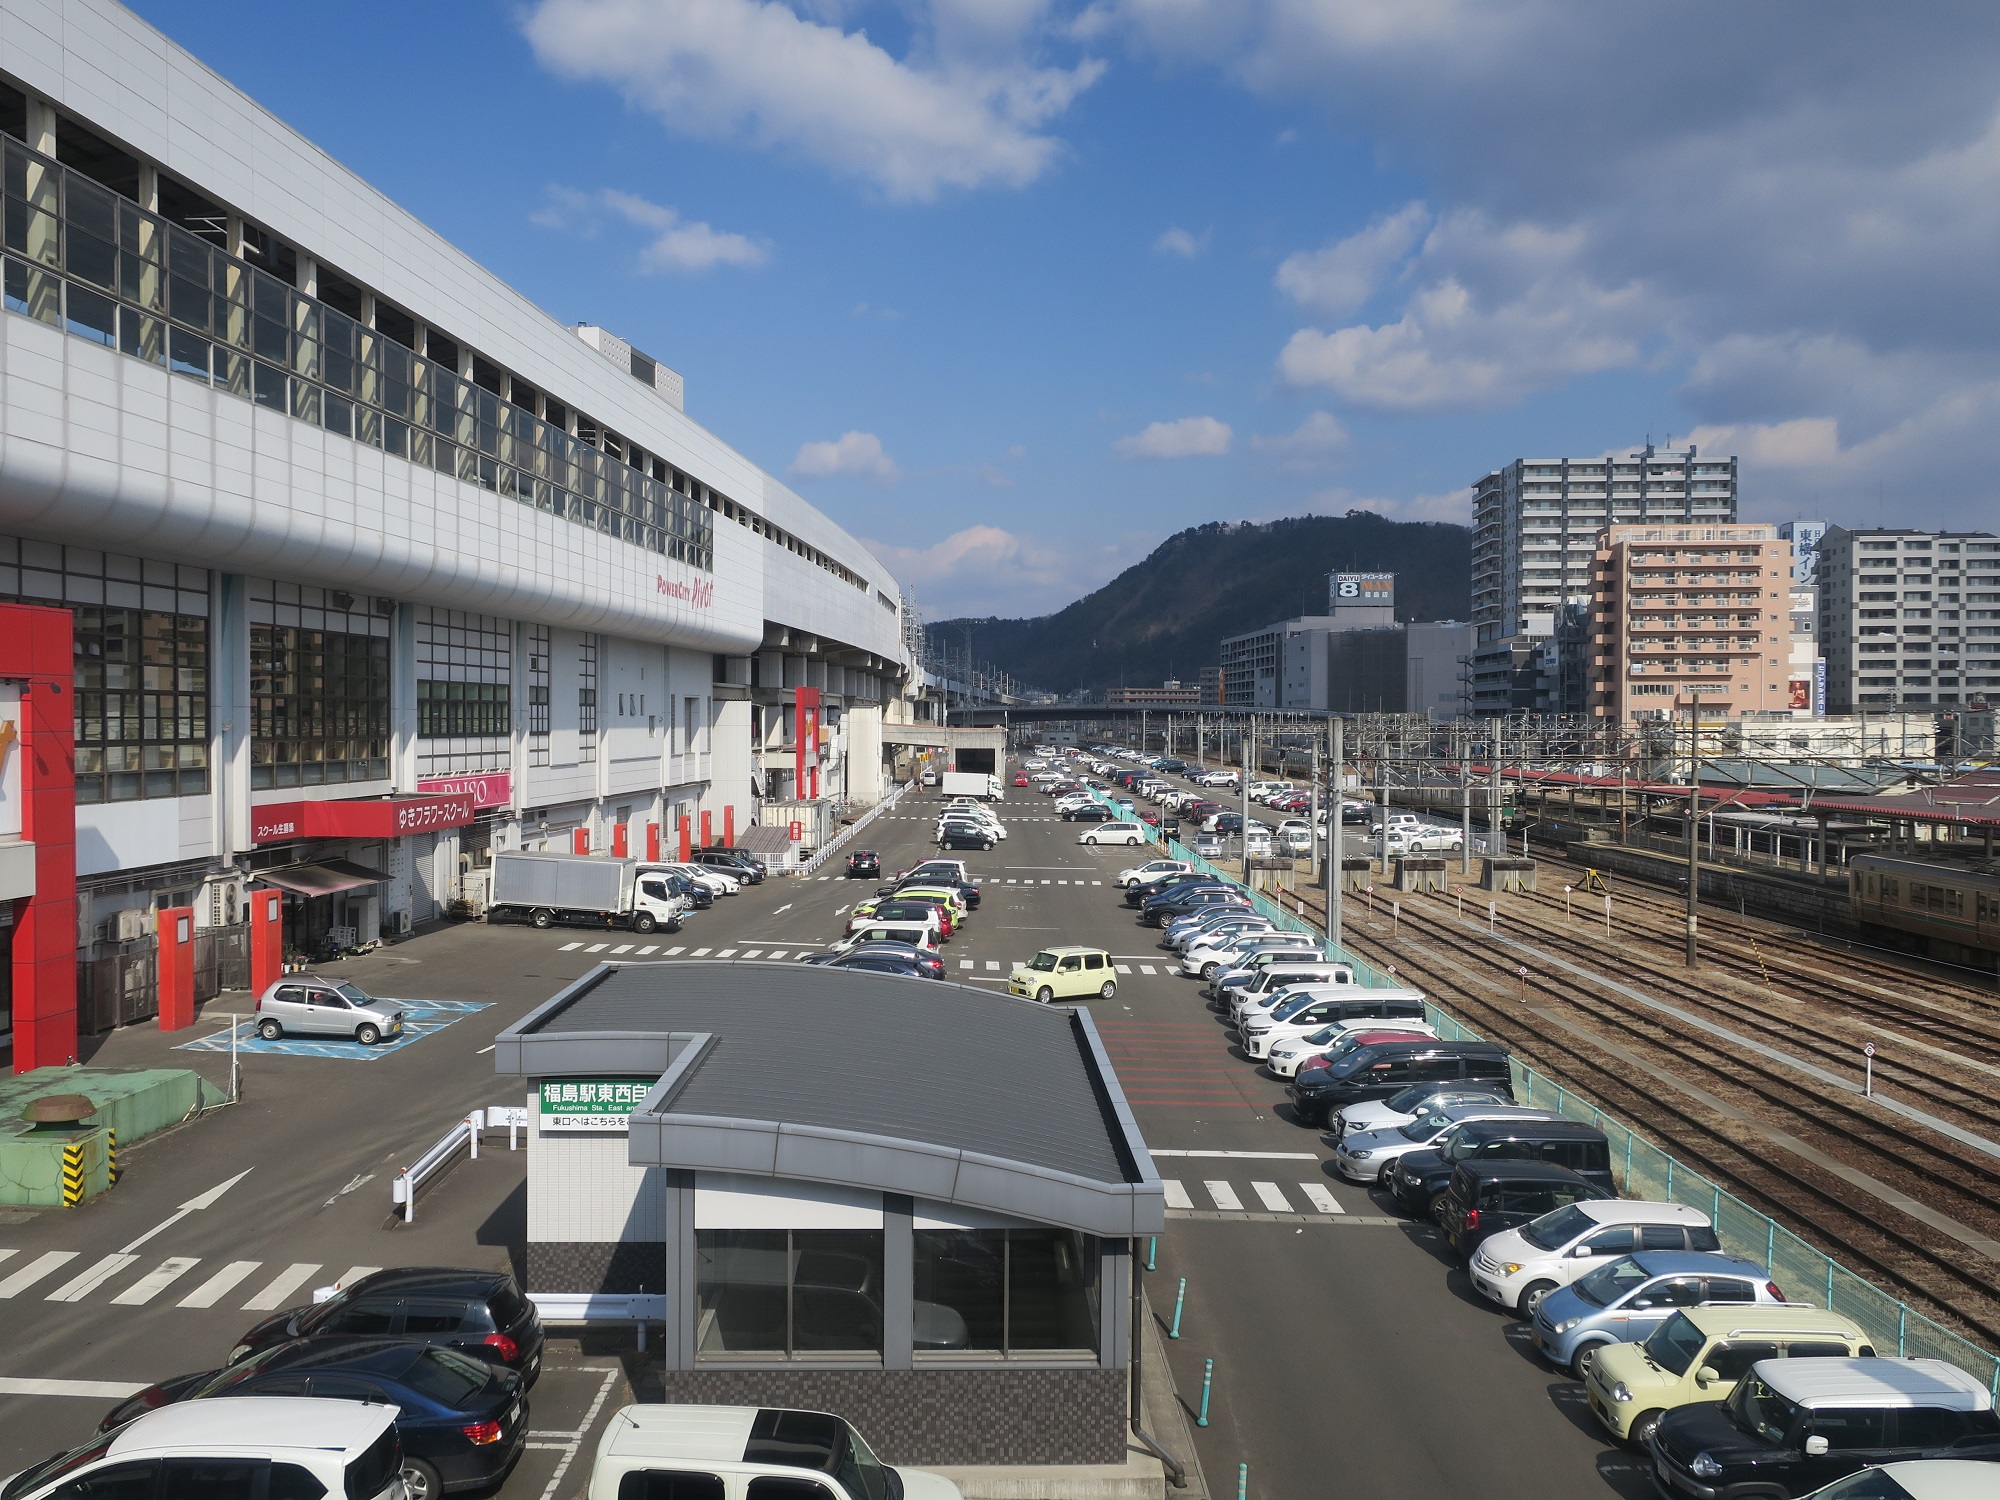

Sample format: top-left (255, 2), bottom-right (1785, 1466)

top-left (1118, 858), bottom-right (1194, 889)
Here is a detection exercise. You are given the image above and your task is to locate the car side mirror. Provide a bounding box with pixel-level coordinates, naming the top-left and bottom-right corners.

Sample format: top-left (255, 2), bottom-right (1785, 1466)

top-left (1570, 1245), bottom-right (1592, 1257)
top-left (1804, 1436), bottom-right (1828, 1457)
top-left (1694, 1366), bottom-right (1719, 1389)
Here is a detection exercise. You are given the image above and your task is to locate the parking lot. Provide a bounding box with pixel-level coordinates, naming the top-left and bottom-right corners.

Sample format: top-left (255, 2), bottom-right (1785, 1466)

top-left (0, 771), bottom-right (1632, 1499)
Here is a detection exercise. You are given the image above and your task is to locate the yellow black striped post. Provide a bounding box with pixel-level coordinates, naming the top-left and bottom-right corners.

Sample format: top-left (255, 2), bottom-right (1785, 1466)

top-left (61, 1141), bottom-right (85, 1206)
top-left (107, 1129), bottom-right (119, 1186)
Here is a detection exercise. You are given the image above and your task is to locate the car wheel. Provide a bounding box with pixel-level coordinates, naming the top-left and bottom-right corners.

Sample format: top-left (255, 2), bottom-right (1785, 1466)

top-left (1201, 961), bottom-right (1219, 979)
top-left (530, 909), bottom-right (554, 929)
top-left (256, 1017), bottom-right (282, 1041)
top-left (1627, 1410), bottom-right (1665, 1447)
top-left (1036, 986), bottom-right (1055, 1003)
top-left (984, 840), bottom-right (994, 850)
top-left (1571, 1342), bottom-right (1604, 1381)
top-left (1099, 980), bottom-right (1116, 999)
top-left (401, 1457), bottom-right (443, 1500)
top-left (633, 912), bottom-right (657, 934)
top-left (355, 1023), bottom-right (382, 1046)
top-left (1517, 1280), bottom-right (1557, 1319)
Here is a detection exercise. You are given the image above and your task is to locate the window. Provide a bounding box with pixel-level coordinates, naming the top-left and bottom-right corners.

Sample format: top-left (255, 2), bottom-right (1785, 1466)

top-left (250, 624), bottom-right (389, 789)
top-left (695, 1229), bottom-right (885, 1358)
top-left (579, 634), bottom-right (598, 761)
top-left (746, 1481), bottom-right (837, 1500)
top-left (1890, 1408), bottom-right (1973, 1448)
top-left (617, 1477), bottom-right (727, 1500)
top-left (1707, 1341), bottom-right (1780, 1381)
top-left (1811, 1409), bottom-right (1889, 1449)
top-left (162, 1459), bottom-right (266, 1500)
top-left (1577, 1227), bottom-right (1636, 1256)
top-left (913, 1227), bottom-right (1098, 1356)
top-left (1703, 1277), bottom-right (1757, 1303)
top-left (46, 1463), bottom-right (160, 1500)
top-left (401, 1300), bottom-right (467, 1334)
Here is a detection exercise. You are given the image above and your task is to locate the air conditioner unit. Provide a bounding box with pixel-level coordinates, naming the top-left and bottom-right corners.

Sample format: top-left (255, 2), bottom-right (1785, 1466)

top-left (113, 909), bottom-right (149, 943)
top-left (392, 909), bottom-right (413, 936)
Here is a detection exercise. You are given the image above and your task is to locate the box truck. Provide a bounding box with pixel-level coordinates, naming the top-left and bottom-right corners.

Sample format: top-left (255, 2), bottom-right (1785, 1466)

top-left (487, 850), bottom-right (688, 933)
top-left (940, 771), bottom-right (1002, 800)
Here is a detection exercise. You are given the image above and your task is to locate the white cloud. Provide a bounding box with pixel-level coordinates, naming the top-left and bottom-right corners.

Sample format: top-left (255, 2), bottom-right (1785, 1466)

top-left (792, 430), bottom-right (900, 481)
top-left (864, 523), bottom-right (1152, 615)
top-left (522, 0), bottom-right (1105, 200)
top-left (1114, 415), bottom-right (1233, 458)
top-left (1154, 226), bottom-right (1209, 258)
top-left (1250, 410), bottom-right (1349, 460)
top-left (1308, 486), bottom-right (1473, 525)
top-left (1274, 202), bottom-right (1428, 315)
top-left (533, 186), bottom-right (768, 272)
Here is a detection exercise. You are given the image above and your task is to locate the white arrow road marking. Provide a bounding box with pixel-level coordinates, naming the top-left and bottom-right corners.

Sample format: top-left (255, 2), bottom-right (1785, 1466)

top-left (121, 1168), bottom-right (256, 1253)
top-left (772, 903), bottom-right (793, 914)
top-left (322, 1172), bottom-right (375, 1209)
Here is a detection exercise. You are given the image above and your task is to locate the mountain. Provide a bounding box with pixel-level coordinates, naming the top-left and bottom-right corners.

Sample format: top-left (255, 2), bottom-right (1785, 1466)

top-left (927, 510), bottom-right (1472, 695)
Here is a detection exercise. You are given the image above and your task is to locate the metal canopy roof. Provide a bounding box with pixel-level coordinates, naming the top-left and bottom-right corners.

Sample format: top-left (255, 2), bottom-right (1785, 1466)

top-left (493, 961), bottom-right (1165, 1238)
top-left (1793, 766), bottom-right (2000, 829)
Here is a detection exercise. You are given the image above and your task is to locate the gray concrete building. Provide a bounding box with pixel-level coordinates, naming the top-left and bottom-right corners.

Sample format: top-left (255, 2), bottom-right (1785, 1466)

top-left (1817, 527), bottom-right (2000, 710)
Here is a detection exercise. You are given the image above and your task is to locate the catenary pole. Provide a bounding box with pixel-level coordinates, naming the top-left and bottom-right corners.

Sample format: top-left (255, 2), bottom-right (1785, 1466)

top-left (1327, 715), bottom-right (1342, 951)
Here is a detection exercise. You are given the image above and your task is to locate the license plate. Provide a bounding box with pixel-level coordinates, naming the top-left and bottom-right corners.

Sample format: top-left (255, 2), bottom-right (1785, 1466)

top-left (1531, 1328), bottom-right (1545, 1349)
top-left (510, 1400), bottom-right (522, 1425)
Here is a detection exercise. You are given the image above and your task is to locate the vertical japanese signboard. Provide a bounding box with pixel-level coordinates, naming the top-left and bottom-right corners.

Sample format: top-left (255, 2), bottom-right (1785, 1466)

top-left (795, 686), bottom-right (822, 801)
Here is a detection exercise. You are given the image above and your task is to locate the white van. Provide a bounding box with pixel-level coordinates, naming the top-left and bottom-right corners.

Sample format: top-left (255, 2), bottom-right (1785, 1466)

top-left (1468, 1199), bottom-right (1721, 1313)
top-left (0, 1398), bottom-right (404, 1500)
top-left (587, 1404), bottom-right (963, 1500)
top-left (833, 921), bottom-right (940, 954)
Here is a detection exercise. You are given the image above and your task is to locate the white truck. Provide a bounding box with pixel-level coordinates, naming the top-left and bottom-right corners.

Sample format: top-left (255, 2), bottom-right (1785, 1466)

top-left (488, 850), bottom-right (688, 934)
top-left (940, 771), bottom-right (1003, 801)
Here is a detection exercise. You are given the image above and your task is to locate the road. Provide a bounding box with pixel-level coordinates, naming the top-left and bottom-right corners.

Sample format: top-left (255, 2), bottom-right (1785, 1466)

top-left (0, 765), bottom-right (1636, 1498)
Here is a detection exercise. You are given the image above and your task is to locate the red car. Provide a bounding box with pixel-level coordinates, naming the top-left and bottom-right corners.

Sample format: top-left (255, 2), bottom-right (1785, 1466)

top-left (1293, 1027), bottom-right (1438, 1077)
top-left (1138, 810), bottom-right (1161, 826)
top-left (1013, 772), bottom-right (1029, 786)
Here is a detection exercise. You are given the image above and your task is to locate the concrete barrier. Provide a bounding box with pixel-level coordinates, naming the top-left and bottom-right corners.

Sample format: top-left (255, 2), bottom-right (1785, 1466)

top-left (1338, 857), bottom-right (1374, 893)
top-left (1393, 857), bottom-right (1448, 893)
top-left (1480, 858), bottom-right (1537, 893)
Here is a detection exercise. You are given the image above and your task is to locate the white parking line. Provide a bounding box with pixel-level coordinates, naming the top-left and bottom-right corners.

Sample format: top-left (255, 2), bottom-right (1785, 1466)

top-left (1297, 1183), bottom-right (1345, 1214)
top-left (178, 1260), bottom-right (261, 1308)
top-left (110, 1256), bottom-right (201, 1305)
top-left (46, 1254), bottom-right (138, 1302)
top-left (1251, 1182), bottom-right (1291, 1212)
top-left (0, 1251), bottom-right (78, 1298)
top-left (1203, 1181), bottom-right (1243, 1212)
top-left (1161, 1180), bottom-right (1195, 1210)
top-left (0, 1377), bottom-right (148, 1398)
top-left (242, 1262), bottom-right (323, 1311)
top-left (985, 961), bottom-right (1000, 971)
top-left (959, 960), bottom-right (975, 969)
top-left (1140, 965), bottom-right (1157, 974)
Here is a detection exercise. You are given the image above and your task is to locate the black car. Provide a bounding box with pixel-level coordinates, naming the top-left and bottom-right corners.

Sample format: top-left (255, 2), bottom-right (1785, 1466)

top-left (1433, 1160), bottom-right (1614, 1259)
top-left (1388, 1117), bottom-right (1613, 1218)
top-left (1341, 803), bottom-right (1371, 825)
top-left (1065, 804), bottom-right (1113, 822)
top-left (1327, 1078), bottom-right (1514, 1141)
top-left (1127, 873), bottom-right (1221, 909)
top-left (656, 871), bottom-right (712, 910)
top-left (845, 850), bottom-right (882, 879)
top-left (230, 1268), bottom-right (544, 1388)
top-left (1212, 812), bottom-right (1244, 833)
top-left (694, 848), bottom-right (765, 883)
top-left (1140, 887), bottom-right (1243, 926)
top-left (803, 942), bottom-right (945, 979)
top-left (939, 822), bottom-right (996, 851)
top-left (103, 1337), bottom-right (528, 1499)
top-left (1288, 1040), bottom-right (1513, 1130)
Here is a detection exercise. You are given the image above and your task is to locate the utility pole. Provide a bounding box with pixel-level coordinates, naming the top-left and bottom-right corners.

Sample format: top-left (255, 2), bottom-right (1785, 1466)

top-left (1488, 716), bottom-right (1503, 867)
top-left (1680, 697), bottom-right (1699, 966)
top-left (1308, 735), bottom-right (1321, 881)
top-left (1460, 728), bottom-right (1473, 877)
top-left (1327, 715), bottom-right (1343, 951)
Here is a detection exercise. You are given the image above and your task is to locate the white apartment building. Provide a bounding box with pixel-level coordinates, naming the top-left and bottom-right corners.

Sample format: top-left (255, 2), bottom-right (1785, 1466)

top-left (1817, 528), bottom-right (2000, 710)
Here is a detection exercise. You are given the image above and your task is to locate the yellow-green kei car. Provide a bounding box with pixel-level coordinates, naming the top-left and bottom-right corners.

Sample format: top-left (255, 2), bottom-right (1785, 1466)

top-left (1009, 946), bottom-right (1117, 1003)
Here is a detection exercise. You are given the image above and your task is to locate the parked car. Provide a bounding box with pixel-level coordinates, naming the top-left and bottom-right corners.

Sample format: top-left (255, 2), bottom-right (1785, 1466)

top-left (1133, 873), bottom-right (1229, 910)
top-left (1289, 1040), bottom-right (1515, 1130)
top-left (694, 848), bottom-right (765, 884)
top-left (1262, 997), bottom-right (1435, 1076)
top-left (802, 942), bottom-right (945, 979)
top-left (0, 1399), bottom-right (406, 1500)
top-left (939, 821), bottom-right (997, 851)
top-left (833, 921), bottom-right (941, 955)
top-left (846, 900), bottom-right (947, 941)
top-left (252, 976), bottom-right (407, 1045)
top-left (1065, 803), bottom-right (1114, 822)
top-left (1118, 858), bottom-right (1195, 889)
top-left (101, 1336), bottom-right (529, 1499)
top-left (1587, 1304), bottom-right (1875, 1446)
top-left (1389, 1116), bottom-right (1615, 1217)
top-left (1333, 1103), bottom-right (1558, 1186)
top-left (1647, 1359), bottom-right (2000, 1497)
top-left (1434, 1159), bottom-right (1617, 1260)
top-left (1239, 983), bottom-right (1422, 1056)
top-left (1532, 1250), bottom-right (1786, 1379)
top-left (1140, 887), bottom-right (1243, 926)
top-left (1009, 946), bottom-right (1118, 1002)
top-left (229, 1268), bottom-right (544, 1386)
top-left (1329, 1080), bottom-right (1515, 1141)
top-left (1081, 821), bottom-right (1149, 846)
top-left (584, 1403), bottom-right (963, 1500)
top-left (845, 851), bottom-right (882, 879)
top-left (1468, 1198), bottom-right (1722, 1314)
top-left (1800, 1463), bottom-right (2000, 1500)
top-left (641, 861), bottom-right (739, 896)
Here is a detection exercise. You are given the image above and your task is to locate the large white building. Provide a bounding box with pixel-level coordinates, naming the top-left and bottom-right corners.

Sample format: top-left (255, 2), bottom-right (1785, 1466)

top-left (0, 0), bottom-right (909, 1029)
top-left (1816, 527), bottom-right (2000, 710)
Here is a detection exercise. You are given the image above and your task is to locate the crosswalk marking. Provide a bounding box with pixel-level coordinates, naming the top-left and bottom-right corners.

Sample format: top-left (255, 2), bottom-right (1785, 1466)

top-left (1140, 965), bottom-right (1157, 974)
top-left (333, 1264), bottom-right (382, 1288)
top-left (0, 1251), bottom-right (78, 1298)
top-left (1115, 964), bottom-right (1132, 974)
top-left (1298, 1183), bottom-right (1344, 1214)
top-left (1251, 1182), bottom-right (1290, 1212)
top-left (1204, 1181), bottom-right (1243, 1212)
top-left (47, 1254), bottom-right (138, 1302)
top-left (691, 947), bottom-right (711, 956)
top-left (179, 1260), bottom-right (262, 1308)
top-left (1162, 1180), bottom-right (1195, 1210)
top-left (583, 943), bottom-right (609, 953)
top-left (243, 1262), bottom-right (322, 1311)
top-left (742, 949), bottom-right (762, 958)
top-left (959, 960), bottom-right (975, 969)
top-left (716, 948), bottom-right (738, 958)
top-left (636, 945), bottom-right (659, 955)
top-left (985, 961), bottom-right (1000, 971)
top-left (663, 946), bottom-right (685, 956)
top-left (609, 944), bottom-right (634, 955)
top-left (766, 950), bottom-right (787, 960)
top-left (110, 1256), bottom-right (201, 1305)
top-left (558, 942), bottom-right (583, 951)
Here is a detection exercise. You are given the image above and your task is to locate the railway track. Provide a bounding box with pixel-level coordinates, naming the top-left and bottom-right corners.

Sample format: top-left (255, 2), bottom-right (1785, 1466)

top-left (1282, 882), bottom-right (2000, 1352)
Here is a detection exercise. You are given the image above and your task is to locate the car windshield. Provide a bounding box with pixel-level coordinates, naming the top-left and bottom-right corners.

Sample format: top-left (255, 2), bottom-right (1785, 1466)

top-left (1382, 1086), bottom-right (1433, 1112)
top-left (1642, 1313), bottom-right (1710, 1378)
top-left (400, 1346), bottom-right (496, 1408)
top-left (1521, 1203), bottom-right (1599, 1251)
top-left (1805, 1474), bottom-right (1917, 1500)
top-left (1028, 952), bottom-right (1059, 972)
top-left (1327, 1048), bottom-right (1377, 1078)
top-left (1, 1438), bottom-right (116, 1499)
top-left (1572, 1257), bottom-right (1652, 1308)
top-left (333, 982), bottom-right (375, 1005)
top-left (1397, 1116), bottom-right (1450, 1142)
top-left (1727, 1374), bottom-right (1801, 1444)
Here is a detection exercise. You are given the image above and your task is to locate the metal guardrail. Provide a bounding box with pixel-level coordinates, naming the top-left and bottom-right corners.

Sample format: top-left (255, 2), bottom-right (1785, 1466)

top-left (390, 1110), bottom-right (483, 1223)
top-left (798, 782), bottom-right (913, 876)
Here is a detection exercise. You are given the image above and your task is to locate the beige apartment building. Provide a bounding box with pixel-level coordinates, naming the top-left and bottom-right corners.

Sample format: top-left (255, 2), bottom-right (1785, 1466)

top-left (1588, 525), bottom-right (1795, 722)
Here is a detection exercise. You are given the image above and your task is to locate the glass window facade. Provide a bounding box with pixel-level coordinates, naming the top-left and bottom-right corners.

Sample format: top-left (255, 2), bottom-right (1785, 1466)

top-left (695, 1229), bottom-right (885, 1360)
top-left (526, 623), bottom-right (551, 768)
top-left (248, 580), bottom-right (391, 789)
top-left (416, 607), bottom-right (511, 776)
top-left (912, 1228), bottom-right (1099, 1356)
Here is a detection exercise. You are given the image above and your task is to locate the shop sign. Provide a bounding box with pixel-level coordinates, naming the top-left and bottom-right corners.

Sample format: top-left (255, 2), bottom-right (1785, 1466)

top-left (417, 772), bottom-right (513, 809)
top-left (251, 793), bottom-right (476, 844)
top-left (538, 1078), bottom-right (655, 1131)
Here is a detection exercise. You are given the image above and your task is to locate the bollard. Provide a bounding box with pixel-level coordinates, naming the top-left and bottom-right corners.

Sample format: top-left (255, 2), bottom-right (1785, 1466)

top-left (1238, 1463), bottom-right (1248, 1500)
top-left (1197, 1358), bottom-right (1213, 1426)
top-left (107, 1129), bottom-right (119, 1186)
top-left (468, 1114), bottom-right (481, 1160)
top-left (1487, 900), bottom-right (1496, 935)
top-left (1146, 1236), bottom-right (1157, 1272)
top-left (1169, 1277), bottom-right (1187, 1339)
top-left (1604, 893), bottom-right (1612, 939)
top-left (61, 1141), bottom-right (85, 1207)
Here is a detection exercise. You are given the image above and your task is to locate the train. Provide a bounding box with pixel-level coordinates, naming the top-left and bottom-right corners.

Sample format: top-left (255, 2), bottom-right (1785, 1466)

top-left (1384, 779), bottom-right (1520, 829)
top-left (1848, 854), bottom-right (2000, 967)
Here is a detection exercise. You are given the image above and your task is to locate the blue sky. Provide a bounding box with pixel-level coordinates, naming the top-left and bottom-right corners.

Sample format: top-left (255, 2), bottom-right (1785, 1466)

top-left (133, 0), bottom-right (2000, 617)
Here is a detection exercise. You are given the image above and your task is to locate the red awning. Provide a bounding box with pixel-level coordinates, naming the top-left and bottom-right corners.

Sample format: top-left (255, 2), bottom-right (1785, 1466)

top-left (251, 793), bottom-right (475, 844)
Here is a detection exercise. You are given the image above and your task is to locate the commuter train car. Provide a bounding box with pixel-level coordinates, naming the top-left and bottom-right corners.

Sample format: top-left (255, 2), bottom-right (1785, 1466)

top-left (1392, 781), bottom-right (1519, 829)
top-left (1849, 854), bottom-right (2000, 966)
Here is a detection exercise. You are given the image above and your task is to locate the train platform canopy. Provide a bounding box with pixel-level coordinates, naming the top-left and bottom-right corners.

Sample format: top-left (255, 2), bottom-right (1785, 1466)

top-left (1697, 760), bottom-right (1907, 794)
top-left (1499, 766), bottom-right (1799, 808)
top-left (1798, 766), bottom-right (2000, 829)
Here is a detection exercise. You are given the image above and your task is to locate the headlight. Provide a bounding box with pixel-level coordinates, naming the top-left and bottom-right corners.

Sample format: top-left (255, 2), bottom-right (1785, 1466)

top-left (1609, 1381), bottom-right (1633, 1403)
top-left (1348, 1149), bottom-right (1373, 1160)
top-left (1690, 1454), bottom-right (1724, 1480)
top-left (1554, 1317), bottom-right (1583, 1335)
top-left (1496, 1262), bottom-right (1522, 1276)
top-left (229, 1344), bottom-right (251, 1362)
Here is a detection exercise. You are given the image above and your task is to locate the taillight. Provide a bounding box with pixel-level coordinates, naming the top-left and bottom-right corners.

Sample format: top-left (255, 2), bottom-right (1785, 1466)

top-left (462, 1420), bottom-right (504, 1445)
top-left (1767, 1282), bottom-right (1785, 1302)
top-left (482, 1332), bottom-right (519, 1361)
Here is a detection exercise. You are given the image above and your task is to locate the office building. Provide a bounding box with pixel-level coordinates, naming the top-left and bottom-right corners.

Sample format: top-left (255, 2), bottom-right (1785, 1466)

top-left (1102, 682), bottom-right (1199, 706)
top-left (1219, 571), bottom-right (1404, 708)
top-left (1586, 524), bottom-right (1793, 723)
top-left (1817, 528), bottom-right (2000, 710)
top-left (0, 2), bottom-right (908, 1068)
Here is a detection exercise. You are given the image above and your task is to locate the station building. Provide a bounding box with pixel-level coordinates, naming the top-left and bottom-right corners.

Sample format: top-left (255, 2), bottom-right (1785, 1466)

top-left (0, 0), bottom-right (909, 1067)
top-left (493, 962), bottom-right (1166, 1467)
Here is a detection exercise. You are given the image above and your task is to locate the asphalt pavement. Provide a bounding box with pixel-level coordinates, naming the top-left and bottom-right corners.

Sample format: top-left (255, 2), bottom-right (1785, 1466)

top-left (0, 770), bottom-right (1639, 1498)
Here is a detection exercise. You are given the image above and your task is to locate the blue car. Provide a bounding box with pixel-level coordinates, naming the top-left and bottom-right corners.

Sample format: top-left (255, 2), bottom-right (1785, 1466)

top-left (99, 1336), bottom-right (528, 1500)
top-left (1531, 1250), bottom-right (1785, 1381)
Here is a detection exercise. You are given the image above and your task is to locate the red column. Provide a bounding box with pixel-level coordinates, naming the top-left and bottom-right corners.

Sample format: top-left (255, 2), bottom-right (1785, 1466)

top-left (249, 889), bottom-right (284, 994)
top-left (7, 603), bottom-right (77, 1073)
top-left (678, 816), bottom-right (692, 862)
top-left (700, 811), bottom-right (712, 848)
top-left (612, 823), bottom-right (628, 858)
top-left (645, 823), bottom-right (660, 863)
top-left (722, 806), bottom-right (735, 846)
top-left (156, 904), bottom-right (195, 1032)
top-left (572, 827), bottom-right (590, 855)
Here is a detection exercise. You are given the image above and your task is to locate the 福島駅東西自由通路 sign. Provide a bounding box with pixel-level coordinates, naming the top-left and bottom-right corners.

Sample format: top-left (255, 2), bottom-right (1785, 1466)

top-left (538, 1078), bottom-right (656, 1131)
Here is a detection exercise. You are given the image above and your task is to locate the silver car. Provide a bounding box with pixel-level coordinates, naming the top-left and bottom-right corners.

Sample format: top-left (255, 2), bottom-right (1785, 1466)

top-left (253, 977), bottom-right (407, 1045)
